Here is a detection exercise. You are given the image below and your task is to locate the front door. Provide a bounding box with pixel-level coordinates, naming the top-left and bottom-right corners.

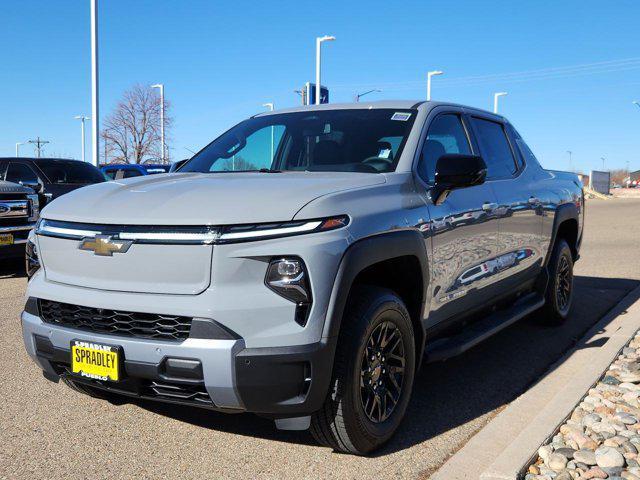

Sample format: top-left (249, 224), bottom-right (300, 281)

top-left (415, 112), bottom-right (500, 327)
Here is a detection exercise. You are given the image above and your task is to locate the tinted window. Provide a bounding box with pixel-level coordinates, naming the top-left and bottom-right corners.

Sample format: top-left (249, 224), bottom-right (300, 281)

top-left (418, 114), bottom-right (472, 183)
top-left (508, 124), bottom-right (539, 168)
top-left (471, 118), bottom-right (517, 178)
top-left (6, 163), bottom-right (39, 184)
top-left (39, 161), bottom-right (105, 184)
top-left (0, 162), bottom-right (7, 180)
top-left (182, 109), bottom-right (417, 174)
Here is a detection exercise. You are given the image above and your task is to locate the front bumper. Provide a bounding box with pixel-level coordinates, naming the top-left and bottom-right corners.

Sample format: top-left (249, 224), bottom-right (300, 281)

top-left (21, 305), bottom-right (334, 416)
top-left (0, 223), bottom-right (35, 258)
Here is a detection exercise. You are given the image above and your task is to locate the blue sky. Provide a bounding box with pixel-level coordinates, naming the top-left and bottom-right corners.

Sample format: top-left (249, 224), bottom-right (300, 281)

top-left (2, 0), bottom-right (640, 173)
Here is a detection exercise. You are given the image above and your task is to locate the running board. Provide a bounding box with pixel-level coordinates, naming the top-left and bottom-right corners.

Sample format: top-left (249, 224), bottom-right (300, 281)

top-left (424, 293), bottom-right (545, 363)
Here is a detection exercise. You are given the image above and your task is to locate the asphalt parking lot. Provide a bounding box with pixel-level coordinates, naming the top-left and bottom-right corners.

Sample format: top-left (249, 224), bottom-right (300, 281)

top-left (2, 198), bottom-right (640, 480)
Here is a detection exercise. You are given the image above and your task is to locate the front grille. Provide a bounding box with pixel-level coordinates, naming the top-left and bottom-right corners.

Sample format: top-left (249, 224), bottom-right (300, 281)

top-left (39, 299), bottom-right (193, 341)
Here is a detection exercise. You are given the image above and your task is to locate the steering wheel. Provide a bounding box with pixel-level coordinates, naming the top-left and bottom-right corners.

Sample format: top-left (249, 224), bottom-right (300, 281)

top-left (362, 156), bottom-right (393, 172)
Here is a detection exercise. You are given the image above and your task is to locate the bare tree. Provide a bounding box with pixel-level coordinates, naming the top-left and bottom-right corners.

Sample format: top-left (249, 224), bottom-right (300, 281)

top-left (101, 84), bottom-right (172, 164)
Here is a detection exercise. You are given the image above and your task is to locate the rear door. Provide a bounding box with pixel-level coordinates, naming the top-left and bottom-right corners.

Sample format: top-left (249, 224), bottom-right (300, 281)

top-left (467, 115), bottom-right (543, 291)
top-left (415, 109), bottom-right (500, 326)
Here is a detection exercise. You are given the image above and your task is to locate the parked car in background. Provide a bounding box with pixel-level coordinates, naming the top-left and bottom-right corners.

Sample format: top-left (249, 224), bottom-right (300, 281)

top-left (22, 101), bottom-right (583, 455)
top-left (0, 180), bottom-right (39, 261)
top-left (169, 159), bottom-right (189, 172)
top-left (0, 158), bottom-right (106, 208)
top-left (101, 163), bottom-right (170, 180)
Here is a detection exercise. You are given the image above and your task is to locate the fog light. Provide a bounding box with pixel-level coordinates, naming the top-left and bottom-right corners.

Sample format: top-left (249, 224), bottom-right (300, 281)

top-left (265, 258), bottom-right (311, 304)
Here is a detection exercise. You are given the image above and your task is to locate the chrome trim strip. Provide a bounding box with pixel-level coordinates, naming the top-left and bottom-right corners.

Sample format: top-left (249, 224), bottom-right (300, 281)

top-left (118, 231), bottom-right (218, 242)
top-left (0, 224), bottom-right (36, 233)
top-left (218, 221), bottom-right (322, 241)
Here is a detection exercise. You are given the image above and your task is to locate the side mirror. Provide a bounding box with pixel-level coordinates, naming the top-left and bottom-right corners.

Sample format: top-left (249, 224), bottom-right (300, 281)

top-left (430, 154), bottom-right (487, 205)
top-left (20, 180), bottom-right (43, 194)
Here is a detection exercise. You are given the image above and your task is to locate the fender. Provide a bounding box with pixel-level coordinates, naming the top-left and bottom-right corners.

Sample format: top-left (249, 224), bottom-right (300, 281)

top-left (322, 229), bottom-right (430, 354)
top-left (543, 201), bottom-right (579, 268)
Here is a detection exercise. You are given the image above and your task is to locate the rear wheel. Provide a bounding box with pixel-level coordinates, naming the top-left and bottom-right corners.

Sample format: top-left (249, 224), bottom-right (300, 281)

top-left (541, 238), bottom-right (574, 324)
top-left (310, 286), bottom-right (416, 455)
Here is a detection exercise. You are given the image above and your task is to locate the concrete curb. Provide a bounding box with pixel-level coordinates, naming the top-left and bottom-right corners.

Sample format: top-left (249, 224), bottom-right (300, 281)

top-left (429, 284), bottom-right (640, 480)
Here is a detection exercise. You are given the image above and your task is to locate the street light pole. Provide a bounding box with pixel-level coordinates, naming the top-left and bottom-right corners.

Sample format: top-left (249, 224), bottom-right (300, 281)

top-left (151, 84), bottom-right (165, 163)
top-left (90, 0), bottom-right (99, 166)
top-left (355, 89), bottom-right (382, 102)
top-left (262, 103), bottom-right (274, 162)
top-left (566, 150), bottom-right (572, 171)
top-left (427, 70), bottom-right (443, 101)
top-left (15, 142), bottom-right (25, 157)
top-left (493, 92), bottom-right (508, 113)
top-left (601, 157), bottom-right (606, 171)
top-left (315, 35), bottom-right (335, 105)
top-left (75, 115), bottom-right (90, 162)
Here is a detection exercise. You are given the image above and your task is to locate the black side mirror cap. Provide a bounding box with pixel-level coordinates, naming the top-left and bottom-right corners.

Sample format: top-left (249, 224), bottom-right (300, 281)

top-left (430, 154), bottom-right (487, 205)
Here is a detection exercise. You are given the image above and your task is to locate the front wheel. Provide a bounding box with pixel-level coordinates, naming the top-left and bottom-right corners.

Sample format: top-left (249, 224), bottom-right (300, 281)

top-left (310, 286), bottom-right (416, 455)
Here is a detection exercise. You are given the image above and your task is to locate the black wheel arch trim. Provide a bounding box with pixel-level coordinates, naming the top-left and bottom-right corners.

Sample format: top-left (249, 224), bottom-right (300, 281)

top-left (322, 229), bottom-right (430, 355)
top-left (544, 201), bottom-right (580, 268)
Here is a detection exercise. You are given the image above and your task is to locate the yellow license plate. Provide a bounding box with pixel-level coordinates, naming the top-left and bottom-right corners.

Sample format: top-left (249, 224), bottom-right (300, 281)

top-left (71, 340), bottom-right (120, 381)
top-left (0, 234), bottom-right (13, 246)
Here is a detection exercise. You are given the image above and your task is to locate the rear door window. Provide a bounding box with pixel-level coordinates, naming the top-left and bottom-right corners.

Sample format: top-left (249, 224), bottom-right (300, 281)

top-left (470, 118), bottom-right (517, 179)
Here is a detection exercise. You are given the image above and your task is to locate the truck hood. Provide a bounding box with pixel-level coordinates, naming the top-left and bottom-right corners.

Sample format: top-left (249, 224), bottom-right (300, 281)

top-left (41, 171), bottom-right (386, 225)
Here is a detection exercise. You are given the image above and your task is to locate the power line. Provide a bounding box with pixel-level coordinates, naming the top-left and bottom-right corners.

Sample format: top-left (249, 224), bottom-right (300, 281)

top-left (330, 57), bottom-right (640, 92)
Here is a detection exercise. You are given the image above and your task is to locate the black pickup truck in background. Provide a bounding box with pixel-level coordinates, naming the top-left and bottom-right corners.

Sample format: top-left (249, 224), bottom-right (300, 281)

top-left (0, 158), bottom-right (106, 209)
top-left (0, 180), bottom-right (39, 260)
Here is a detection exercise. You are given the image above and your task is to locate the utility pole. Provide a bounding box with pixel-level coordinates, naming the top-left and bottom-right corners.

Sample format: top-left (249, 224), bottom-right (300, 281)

top-left (27, 137), bottom-right (50, 158)
top-left (90, 0), bottom-right (100, 166)
top-left (566, 150), bottom-right (573, 171)
top-left (75, 115), bottom-right (90, 162)
top-left (151, 84), bottom-right (165, 162)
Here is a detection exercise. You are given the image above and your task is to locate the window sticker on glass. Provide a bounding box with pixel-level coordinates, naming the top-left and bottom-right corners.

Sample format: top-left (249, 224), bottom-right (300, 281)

top-left (391, 112), bottom-right (412, 121)
top-left (378, 148), bottom-right (391, 159)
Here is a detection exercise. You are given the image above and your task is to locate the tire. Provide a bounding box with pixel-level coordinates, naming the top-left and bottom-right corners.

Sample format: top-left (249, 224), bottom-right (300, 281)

top-left (541, 238), bottom-right (574, 324)
top-left (310, 286), bottom-right (416, 455)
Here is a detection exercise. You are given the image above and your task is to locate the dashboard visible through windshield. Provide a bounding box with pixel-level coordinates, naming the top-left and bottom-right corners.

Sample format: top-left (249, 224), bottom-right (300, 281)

top-left (182, 109), bottom-right (417, 174)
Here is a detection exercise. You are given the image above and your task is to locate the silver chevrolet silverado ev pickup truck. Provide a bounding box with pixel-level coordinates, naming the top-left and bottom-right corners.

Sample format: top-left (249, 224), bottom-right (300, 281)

top-left (0, 180), bottom-right (39, 262)
top-left (22, 101), bottom-right (583, 455)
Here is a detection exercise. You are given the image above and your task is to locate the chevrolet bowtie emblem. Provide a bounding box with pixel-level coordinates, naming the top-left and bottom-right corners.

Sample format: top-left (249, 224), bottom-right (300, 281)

top-left (79, 235), bottom-right (133, 256)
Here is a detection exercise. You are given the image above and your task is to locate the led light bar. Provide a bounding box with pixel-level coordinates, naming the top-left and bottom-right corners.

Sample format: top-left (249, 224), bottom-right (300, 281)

top-left (36, 215), bottom-right (349, 245)
top-left (218, 221), bottom-right (322, 241)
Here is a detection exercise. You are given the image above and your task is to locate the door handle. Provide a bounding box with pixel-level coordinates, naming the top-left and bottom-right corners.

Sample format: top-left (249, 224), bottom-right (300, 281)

top-left (482, 202), bottom-right (498, 211)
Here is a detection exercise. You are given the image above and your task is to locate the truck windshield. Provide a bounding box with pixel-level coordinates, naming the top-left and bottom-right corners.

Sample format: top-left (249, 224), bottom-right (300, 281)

top-left (181, 109), bottom-right (417, 174)
top-left (39, 161), bottom-right (106, 184)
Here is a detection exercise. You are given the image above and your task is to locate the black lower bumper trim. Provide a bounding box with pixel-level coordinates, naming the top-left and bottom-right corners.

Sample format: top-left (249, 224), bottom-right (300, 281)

top-left (235, 339), bottom-right (337, 416)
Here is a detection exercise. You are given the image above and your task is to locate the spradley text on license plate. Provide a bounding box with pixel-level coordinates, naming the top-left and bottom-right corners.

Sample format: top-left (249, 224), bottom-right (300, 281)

top-left (71, 340), bottom-right (120, 381)
top-left (0, 233), bottom-right (14, 246)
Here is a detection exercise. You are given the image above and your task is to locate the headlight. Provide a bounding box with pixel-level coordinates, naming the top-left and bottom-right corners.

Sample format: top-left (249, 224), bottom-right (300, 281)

top-left (265, 258), bottom-right (312, 326)
top-left (218, 215), bottom-right (349, 243)
top-left (25, 230), bottom-right (40, 279)
top-left (27, 194), bottom-right (39, 222)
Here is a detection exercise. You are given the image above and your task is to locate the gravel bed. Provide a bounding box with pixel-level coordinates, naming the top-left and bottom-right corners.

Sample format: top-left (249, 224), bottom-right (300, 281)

top-left (526, 332), bottom-right (640, 480)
